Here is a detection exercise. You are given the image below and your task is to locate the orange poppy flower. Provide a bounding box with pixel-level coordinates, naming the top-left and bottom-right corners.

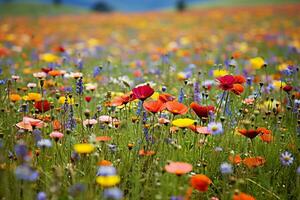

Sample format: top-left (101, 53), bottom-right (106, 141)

top-left (232, 84), bottom-right (244, 95)
top-left (96, 136), bottom-right (112, 142)
top-left (158, 93), bottom-right (175, 103)
top-left (110, 96), bottom-right (124, 107)
top-left (139, 149), bottom-right (155, 156)
top-left (229, 154), bottom-right (242, 165)
top-left (52, 119), bottom-right (61, 130)
top-left (259, 134), bottom-right (272, 143)
top-left (190, 174), bottom-right (212, 192)
top-left (165, 162), bottom-right (193, 175)
top-left (243, 156), bottom-right (265, 168)
top-left (233, 192), bottom-right (256, 200)
top-left (48, 70), bottom-right (61, 77)
top-left (256, 127), bottom-right (271, 135)
top-left (233, 75), bottom-right (246, 84)
top-left (143, 100), bottom-right (165, 114)
top-left (165, 101), bottom-right (188, 115)
top-left (97, 160), bottom-right (112, 166)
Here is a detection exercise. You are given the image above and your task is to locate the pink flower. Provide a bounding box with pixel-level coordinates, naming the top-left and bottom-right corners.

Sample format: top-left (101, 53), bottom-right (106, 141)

top-left (83, 119), bottom-right (98, 127)
top-left (216, 75), bottom-right (235, 90)
top-left (49, 131), bottom-right (64, 141)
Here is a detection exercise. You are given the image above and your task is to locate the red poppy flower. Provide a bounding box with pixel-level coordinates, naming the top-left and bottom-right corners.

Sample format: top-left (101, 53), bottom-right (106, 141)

top-left (216, 75), bottom-right (235, 90)
top-left (238, 129), bottom-right (260, 139)
top-left (283, 85), bottom-right (293, 92)
top-left (165, 162), bottom-right (193, 175)
top-left (143, 100), bottom-right (165, 114)
top-left (132, 85), bottom-right (154, 101)
top-left (232, 84), bottom-right (244, 95)
top-left (159, 93), bottom-right (176, 103)
top-left (190, 174), bottom-right (212, 192)
top-left (190, 102), bottom-right (214, 118)
top-left (85, 96), bottom-right (92, 102)
top-left (41, 67), bottom-right (52, 73)
top-left (233, 75), bottom-right (246, 84)
top-left (34, 100), bottom-right (51, 113)
top-left (165, 101), bottom-right (188, 115)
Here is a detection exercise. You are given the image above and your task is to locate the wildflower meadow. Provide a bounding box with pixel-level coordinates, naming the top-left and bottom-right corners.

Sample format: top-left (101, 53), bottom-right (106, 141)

top-left (0, 2), bottom-right (300, 200)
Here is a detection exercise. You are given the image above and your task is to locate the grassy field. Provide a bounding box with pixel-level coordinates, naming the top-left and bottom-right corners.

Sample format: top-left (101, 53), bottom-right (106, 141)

top-left (0, 2), bottom-right (299, 200)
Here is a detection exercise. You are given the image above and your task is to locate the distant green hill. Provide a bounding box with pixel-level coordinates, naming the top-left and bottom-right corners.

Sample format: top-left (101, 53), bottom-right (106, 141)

top-left (0, 3), bottom-right (86, 16)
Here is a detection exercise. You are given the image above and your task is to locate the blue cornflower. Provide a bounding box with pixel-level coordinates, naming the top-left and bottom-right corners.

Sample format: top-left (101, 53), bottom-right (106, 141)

top-left (103, 187), bottom-right (123, 200)
top-left (97, 166), bottom-right (117, 176)
top-left (170, 196), bottom-right (184, 200)
top-left (207, 122), bottom-right (223, 135)
top-left (37, 139), bottom-right (52, 148)
top-left (297, 166), bottom-right (300, 175)
top-left (0, 79), bottom-right (6, 85)
top-left (36, 192), bottom-right (47, 200)
top-left (93, 66), bottom-right (102, 77)
top-left (32, 129), bottom-right (42, 142)
top-left (14, 142), bottom-right (28, 159)
top-left (280, 151), bottom-right (294, 166)
top-left (76, 59), bottom-right (83, 71)
top-left (68, 183), bottom-right (86, 197)
top-left (136, 100), bottom-right (142, 115)
top-left (193, 82), bottom-right (201, 103)
top-left (178, 88), bottom-right (184, 103)
top-left (15, 164), bottom-right (39, 181)
top-left (220, 162), bottom-right (233, 174)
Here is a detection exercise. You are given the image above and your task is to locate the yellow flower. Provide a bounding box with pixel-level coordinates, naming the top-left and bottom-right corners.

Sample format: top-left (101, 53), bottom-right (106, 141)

top-left (277, 63), bottom-right (288, 71)
top-left (24, 93), bottom-right (42, 102)
top-left (177, 72), bottom-right (187, 80)
top-left (10, 94), bottom-right (22, 102)
top-left (40, 53), bottom-right (59, 63)
top-left (58, 96), bottom-right (75, 105)
top-left (96, 175), bottom-right (120, 187)
top-left (172, 118), bottom-right (195, 128)
top-left (150, 92), bottom-right (159, 100)
top-left (272, 80), bottom-right (286, 90)
top-left (74, 144), bottom-right (95, 154)
top-left (249, 57), bottom-right (265, 69)
top-left (260, 100), bottom-right (281, 112)
top-left (212, 69), bottom-right (228, 78)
